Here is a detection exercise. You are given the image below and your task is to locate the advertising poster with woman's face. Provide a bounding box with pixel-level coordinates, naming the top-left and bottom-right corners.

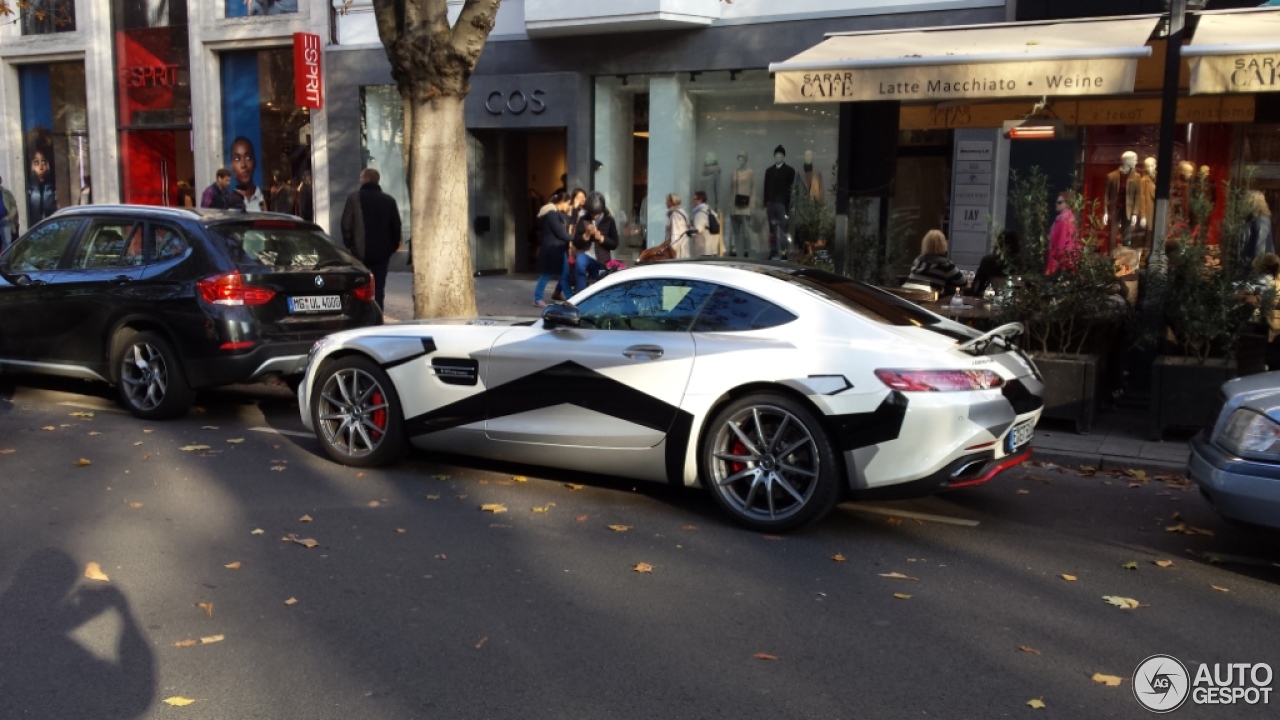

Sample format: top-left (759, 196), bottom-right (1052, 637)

top-left (229, 136), bottom-right (264, 211)
top-left (26, 127), bottom-right (58, 224)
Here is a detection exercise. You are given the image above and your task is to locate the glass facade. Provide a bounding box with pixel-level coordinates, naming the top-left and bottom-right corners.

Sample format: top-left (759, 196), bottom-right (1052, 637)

top-left (19, 62), bottom-right (89, 225)
top-left (359, 86), bottom-right (411, 232)
top-left (220, 48), bottom-right (311, 213)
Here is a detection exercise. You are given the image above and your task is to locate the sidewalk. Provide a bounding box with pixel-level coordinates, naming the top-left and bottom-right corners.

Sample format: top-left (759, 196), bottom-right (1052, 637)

top-left (382, 267), bottom-right (1193, 476)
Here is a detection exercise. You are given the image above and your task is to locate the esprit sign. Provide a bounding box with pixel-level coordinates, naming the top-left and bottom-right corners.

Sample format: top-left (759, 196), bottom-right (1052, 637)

top-left (120, 63), bottom-right (180, 88)
top-left (1190, 55), bottom-right (1280, 94)
top-left (293, 33), bottom-right (323, 110)
top-left (485, 89), bottom-right (547, 116)
top-left (774, 59), bottom-right (1139, 103)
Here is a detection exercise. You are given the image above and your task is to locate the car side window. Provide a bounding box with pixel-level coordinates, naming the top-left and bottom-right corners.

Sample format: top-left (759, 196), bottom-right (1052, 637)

top-left (153, 224), bottom-right (190, 262)
top-left (575, 279), bottom-right (716, 332)
top-left (691, 286), bottom-right (798, 332)
top-left (74, 221), bottom-right (144, 269)
top-left (5, 218), bottom-right (84, 272)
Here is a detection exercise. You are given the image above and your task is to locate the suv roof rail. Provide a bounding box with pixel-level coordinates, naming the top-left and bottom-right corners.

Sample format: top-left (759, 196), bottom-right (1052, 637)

top-left (53, 204), bottom-right (205, 220)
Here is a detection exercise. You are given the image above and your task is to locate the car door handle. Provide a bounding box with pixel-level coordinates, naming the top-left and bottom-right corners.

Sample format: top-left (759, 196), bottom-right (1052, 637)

top-left (623, 344), bottom-right (664, 361)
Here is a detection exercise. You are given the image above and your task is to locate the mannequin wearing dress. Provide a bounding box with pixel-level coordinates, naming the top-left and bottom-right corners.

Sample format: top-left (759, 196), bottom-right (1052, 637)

top-left (730, 151), bottom-right (754, 257)
top-left (1104, 151), bottom-right (1137, 247)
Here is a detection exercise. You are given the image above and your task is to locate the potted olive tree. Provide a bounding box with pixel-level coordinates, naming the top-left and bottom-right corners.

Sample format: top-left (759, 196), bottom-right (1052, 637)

top-left (994, 168), bottom-right (1131, 434)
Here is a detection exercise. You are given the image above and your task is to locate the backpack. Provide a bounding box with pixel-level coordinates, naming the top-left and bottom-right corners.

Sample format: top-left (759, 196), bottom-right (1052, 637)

top-left (706, 207), bottom-right (721, 235)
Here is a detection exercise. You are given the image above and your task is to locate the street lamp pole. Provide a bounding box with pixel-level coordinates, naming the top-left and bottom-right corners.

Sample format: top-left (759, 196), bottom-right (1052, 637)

top-left (1150, 0), bottom-right (1189, 275)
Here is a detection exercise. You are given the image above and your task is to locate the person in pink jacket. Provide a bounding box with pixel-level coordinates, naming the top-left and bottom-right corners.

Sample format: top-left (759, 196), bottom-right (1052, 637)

top-left (1045, 190), bottom-right (1081, 275)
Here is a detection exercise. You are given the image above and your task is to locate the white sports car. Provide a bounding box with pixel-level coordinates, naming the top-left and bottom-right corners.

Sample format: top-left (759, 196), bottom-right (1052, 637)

top-left (299, 261), bottom-right (1043, 531)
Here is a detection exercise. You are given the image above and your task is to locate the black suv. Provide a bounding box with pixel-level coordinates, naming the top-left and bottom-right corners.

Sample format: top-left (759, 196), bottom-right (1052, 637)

top-left (0, 206), bottom-right (382, 419)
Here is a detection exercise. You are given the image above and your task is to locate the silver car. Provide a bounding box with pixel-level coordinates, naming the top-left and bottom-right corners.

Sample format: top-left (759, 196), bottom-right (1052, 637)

top-left (1190, 371), bottom-right (1280, 530)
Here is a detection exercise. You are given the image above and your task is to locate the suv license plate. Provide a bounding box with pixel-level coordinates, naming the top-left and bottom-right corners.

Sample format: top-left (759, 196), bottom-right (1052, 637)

top-left (289, 295), bottom-right (341, 314)
top-left (1007, 420), bottom-right (1034, 453)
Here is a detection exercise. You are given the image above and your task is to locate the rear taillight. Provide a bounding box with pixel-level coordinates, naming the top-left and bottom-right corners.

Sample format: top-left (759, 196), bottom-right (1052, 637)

top-left (353, 275), bottom-right (375, 302)
top-left (874, 369), bottom-right (1004, 392)
top-left (197, 271), bottom-right (276, 306)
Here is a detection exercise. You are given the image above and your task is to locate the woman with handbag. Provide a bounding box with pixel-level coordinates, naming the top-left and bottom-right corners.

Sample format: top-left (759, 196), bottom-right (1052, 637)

top-left (533, 191), bottom-right (572, 307)
top-left (571, 192), bottom-right (620, 292)
top-left (666, 193), bottom-right (692, 259)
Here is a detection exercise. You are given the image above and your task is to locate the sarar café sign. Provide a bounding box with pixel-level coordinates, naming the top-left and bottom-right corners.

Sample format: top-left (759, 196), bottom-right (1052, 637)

top-left (1190, 55), bottom-right (1280, 94)
top-left (293, 32), bottom-right (323, 109)
top-left (775, 58), bottom-right (1138, 103)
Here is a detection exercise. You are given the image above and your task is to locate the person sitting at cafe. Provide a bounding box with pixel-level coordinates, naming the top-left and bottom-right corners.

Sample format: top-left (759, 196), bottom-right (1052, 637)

top-left (904, 229), bottom-right (966, 297)
top-left (970, 230), bottom-right (1018, 298)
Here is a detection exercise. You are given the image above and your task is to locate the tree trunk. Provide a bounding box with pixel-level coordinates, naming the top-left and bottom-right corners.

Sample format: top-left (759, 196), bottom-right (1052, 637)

top-left (409, 94), bottom-right (477, 318)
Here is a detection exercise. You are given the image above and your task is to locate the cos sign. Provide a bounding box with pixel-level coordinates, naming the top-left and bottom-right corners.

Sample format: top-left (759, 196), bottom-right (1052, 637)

top-left (486, 89), bottom-right (547, 116)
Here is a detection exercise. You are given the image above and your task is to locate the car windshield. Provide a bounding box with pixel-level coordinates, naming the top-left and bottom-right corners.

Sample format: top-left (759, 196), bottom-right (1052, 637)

top-left (210, 221), bottom-right (353, 270)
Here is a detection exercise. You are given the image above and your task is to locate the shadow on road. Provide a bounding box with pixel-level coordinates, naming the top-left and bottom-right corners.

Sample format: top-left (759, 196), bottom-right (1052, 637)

top-left (0, 548), bottom-right (155, 718)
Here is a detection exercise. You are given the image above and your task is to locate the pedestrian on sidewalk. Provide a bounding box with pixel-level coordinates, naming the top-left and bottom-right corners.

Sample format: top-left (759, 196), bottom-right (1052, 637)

top-left (200, 168), bottom-right (243, 210)
top-left (270, 170), bottom-right (296, 215)
top-left (554, 188), bottom-right (588, 300)
top-left (571, 192), bottom-right (619, 292)
top-left (665, 193), bottom-right (691, 259)
top-left (534, 191), bottom-right (571, 307)
top-left (0, 175), bottom-right (19, 253)
top-left (341, 168), bottom-right (402, 310)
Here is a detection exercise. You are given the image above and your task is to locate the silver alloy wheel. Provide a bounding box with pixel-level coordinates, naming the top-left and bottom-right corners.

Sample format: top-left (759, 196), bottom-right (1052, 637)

top-left (120, 341), bottom-right (170, 412)
top-left (709, 404), bottom-right (820, 523)
top-left (316, 367), bottom-right (390, 458)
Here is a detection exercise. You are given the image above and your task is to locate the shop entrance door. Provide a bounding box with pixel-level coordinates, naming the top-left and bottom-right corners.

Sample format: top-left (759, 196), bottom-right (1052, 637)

top-left (468, 129), bottom-right (566, 274)
top-left (119, 129), bottom-right (194, 207)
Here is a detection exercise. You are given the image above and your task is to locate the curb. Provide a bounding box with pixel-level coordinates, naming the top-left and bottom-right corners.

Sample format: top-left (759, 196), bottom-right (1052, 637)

top-left (1032, 448), bottom-right (1189, 476)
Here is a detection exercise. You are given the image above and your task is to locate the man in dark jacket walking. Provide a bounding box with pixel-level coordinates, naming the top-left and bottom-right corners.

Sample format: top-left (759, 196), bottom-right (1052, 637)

top-left (341, 168), bottom-right (401, 310)
top-left (200, 168), bottom-right (244, 210)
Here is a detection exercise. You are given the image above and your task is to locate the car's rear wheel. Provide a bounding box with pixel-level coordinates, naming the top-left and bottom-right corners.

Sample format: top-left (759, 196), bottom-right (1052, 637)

top-left (311, 355), bottom-right (404, 467)
top-left (702, 393), bottom-right (840, 532)
top-left (115, 330), bottom-right (195, 420)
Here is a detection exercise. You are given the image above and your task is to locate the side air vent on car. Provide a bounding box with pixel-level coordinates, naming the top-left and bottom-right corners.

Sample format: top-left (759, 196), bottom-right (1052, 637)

top-left (431, 358), bottom-right (479, 386)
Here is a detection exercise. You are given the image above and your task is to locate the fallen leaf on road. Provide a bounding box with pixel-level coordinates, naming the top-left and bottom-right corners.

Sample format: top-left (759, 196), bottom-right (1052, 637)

top-left (40, 426), bottom-right (56, 431)
top-left (224, 561), bottom-right (241, 570)
top-left (576, 515), bottom-right (588, 523)
top-left (532, 505), bottom-right (553, 514)
top-left (133, 441), bottom-right (143, 446)
top-left (564, 483), bottom-right (584, 491)
top-left (173, 639), bottom-right (198, 648)
top-left (893, 593), bottom-right (912, 600)
top-left (632, 562), bottom-right (654, 573)
top-left (270, 465), bottom-right (286, 472)
top-left (282, 534), bottom-right (318, 549)
top-left (435, 554), bottom-right (447, 560)
top-left (1211, 585), bottom-right (1230, 593)
top-left (201, 425), bottom-right (218, 430)
top-left (197, 602), bottom-right (214, 618)
top-left (1027, 698), bottom-right (1046, 709)
top-left (432, 474), bottom-right (450, 481)
top-left (1077, 465), bottom-right (1098, 477)
top-left (0, 448), bottom-right (14, 454)
top-left (226, 438), bottom-right (244, 444)
top-left (1125, 468), bottom-right (1148, 482)
top-left (1122, 562), bottom-right (1138, 570)
top-left (74, 458), bottom-right (91, 466)
top-left (250, 528), bottom-right (264, 535)
top-left (1165, 522), bottom-right (1215, 536)
top-left (142, 428), bottom-right (153, 433)
top-left (1092, 673), bottom-right (1124, 687)
top-left (356, 472), bottom-right (365, 478)
top-left (425, 494), bottom-right (440, 500)
top-left (70, 411), bottom-right (95, 418)
top-left (129, 502), bottom-right (143, 509)
top-left (395, 528), bottom-right (405, 533)
top-left (87, 431), bottom-right (101, 436)
top-left (608, 524), bottom-right (632, 533)
top-left (753, 652), bottom-right (779, 661)
top-left (831, 553), bottom-right (847, 562)
top-left (480, 503), bottom-right (507, 514)
top-left (201, 634), bottom-right (224, 645)
top-left (879, 572), bottom-right (918, 580)
top-left (475, 635), bottom-right (488, 649)
top-left (884, 517), bottom-right (903, 526)
top-left (368, 500), bottom-right (381, 507)
top-left (1102, 595), bottom-right (1140, 609)
top-left (180, 445), bottom-right (211, 452)
top-left (512, 475), bottom-right (528, 483)
top-left (163, 697), bottom-right (196, 707)
top-left (299, 514), bottom-right (313, 523)
top-left (141, 452), bottom-right (152, 461)
top-left (1154, 560), bottom-right (1175, 568)
top-left (1016, 489), bottom-right (1031, 495)
top-left (1060, 574), bottom-right (1077, 581)
top-left (284, 597), bottom-right (298, 605)
top-left (1019, 646), bottom-right (1041, 655)
top-left (84, 562), bottom-right (109, 582)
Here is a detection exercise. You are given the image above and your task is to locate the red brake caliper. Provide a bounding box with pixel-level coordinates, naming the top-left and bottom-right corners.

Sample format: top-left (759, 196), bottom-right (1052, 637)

top-left (729, 438), bottom-right (747, 475)
top-left (370, 391), bottom-right (386, 438)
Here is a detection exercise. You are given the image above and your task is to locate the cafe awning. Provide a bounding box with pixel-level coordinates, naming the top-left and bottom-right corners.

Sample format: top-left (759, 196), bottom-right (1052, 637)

top-left (769, 16), bottom-right (1160, 104)
top-left (1184, 8), bottom-right (1280, 94)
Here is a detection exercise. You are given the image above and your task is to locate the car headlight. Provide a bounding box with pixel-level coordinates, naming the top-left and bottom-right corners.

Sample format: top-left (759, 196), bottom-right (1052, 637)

top-left (1217, 409), bottom-right (1280, 461)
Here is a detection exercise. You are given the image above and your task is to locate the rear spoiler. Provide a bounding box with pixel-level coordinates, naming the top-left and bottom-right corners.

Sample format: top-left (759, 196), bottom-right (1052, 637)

top-left (957, 323), bottom-right (1024, 356)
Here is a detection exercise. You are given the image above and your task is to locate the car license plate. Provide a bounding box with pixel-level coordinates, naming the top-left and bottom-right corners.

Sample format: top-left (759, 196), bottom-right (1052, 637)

top-left (288, 295), bottom-right (341, 314)
top-left (1007, 420), bottom-right (1034, 453)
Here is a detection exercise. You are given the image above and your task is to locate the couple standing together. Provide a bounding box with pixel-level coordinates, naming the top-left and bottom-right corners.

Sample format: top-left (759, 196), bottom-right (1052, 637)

top-left (534, 189), bottom-right (619, 306)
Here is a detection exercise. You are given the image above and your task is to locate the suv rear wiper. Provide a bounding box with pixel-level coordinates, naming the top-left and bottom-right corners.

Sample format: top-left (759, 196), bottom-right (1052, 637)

top-left (311, 259), bottom-right (351, 269)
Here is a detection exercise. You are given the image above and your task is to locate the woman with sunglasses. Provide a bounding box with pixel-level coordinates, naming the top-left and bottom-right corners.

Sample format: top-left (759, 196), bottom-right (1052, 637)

top-left (1046, 190), bottom-right (1080, 275)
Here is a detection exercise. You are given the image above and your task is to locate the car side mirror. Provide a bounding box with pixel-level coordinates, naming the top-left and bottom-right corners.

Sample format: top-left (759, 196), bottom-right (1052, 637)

top-left (542, 302), bottom-right (580, 329)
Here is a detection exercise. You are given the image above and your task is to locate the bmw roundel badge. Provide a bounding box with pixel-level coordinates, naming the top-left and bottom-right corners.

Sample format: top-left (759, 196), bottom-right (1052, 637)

top-left (314, 275), bottom-right (324, 287)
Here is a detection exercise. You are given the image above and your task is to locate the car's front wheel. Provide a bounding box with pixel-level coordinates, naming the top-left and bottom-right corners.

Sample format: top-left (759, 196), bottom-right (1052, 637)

top-left (311, 355), bottom-right (405, 467)
top-left (702, 393), bottom-right (840, 532)
top-left (115, 330), bottom-right (195, 420)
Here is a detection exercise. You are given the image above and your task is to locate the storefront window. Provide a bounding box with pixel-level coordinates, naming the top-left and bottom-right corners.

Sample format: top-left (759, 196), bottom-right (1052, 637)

top-left (19, 0), bottom-right (75, 35)
top-left (359, 86), bottom-right (411, 231)
top-left (221, 49), bottom-right (311, 213)
top-left (19, 62), bottom-right (89, 224)
top-left (114, 0), bottom-right (193, 207)
top-left (225, 0), bottom-right (298, 18)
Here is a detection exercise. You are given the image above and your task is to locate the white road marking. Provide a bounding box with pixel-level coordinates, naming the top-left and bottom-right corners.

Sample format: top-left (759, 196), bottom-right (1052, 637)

top-left (249, 426), bottom-right (314, 439)
top-left (57, 401), bottom-right (127, 414)
top-left (843, 505), bottom-right (981, 527)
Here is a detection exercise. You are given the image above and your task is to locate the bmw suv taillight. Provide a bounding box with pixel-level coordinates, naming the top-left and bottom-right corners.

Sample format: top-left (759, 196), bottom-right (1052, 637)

top-left (353, 274), bottom-right (375, 302)
top-left (197, 271), bottom-right (276, 306)
top-left (874, 369), bottom-right (1004, 392)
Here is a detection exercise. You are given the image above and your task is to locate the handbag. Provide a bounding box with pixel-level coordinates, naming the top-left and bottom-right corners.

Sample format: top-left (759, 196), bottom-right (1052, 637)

top-left (638, 239), bottom-right (676, 262)
top-left (734, 194), bottom-right (750, 209)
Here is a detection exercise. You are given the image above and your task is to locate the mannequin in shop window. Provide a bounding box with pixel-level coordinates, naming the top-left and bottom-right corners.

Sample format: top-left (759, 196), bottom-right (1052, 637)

top-left (763, 144), bottom-right (797, 259)
top-left (702, 152), bottom-right (721, 208)
top-left (1171, 160), bottom-right (1195, 229)
top-left (728, 151), bottom-right (753, 257)
top-left (1104, 151), bottom-right (1137, 248)
top-left (803, 149), bottom-right (823, 199)
top-left (229, 136), bottom-right (264, 212)
top-left (1128, 157), bottom-right (1156, 253)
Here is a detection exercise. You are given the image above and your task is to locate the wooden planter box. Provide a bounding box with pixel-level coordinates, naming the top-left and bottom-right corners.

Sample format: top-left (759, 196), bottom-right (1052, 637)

top-left (1030, 352), bottom-right (1100, 435)
top-left (1149, 356), bottom-right (1237, 440)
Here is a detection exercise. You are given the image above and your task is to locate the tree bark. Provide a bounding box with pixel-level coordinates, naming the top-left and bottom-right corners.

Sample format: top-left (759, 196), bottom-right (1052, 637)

top-left (371, 0), bottom-right (501, 318)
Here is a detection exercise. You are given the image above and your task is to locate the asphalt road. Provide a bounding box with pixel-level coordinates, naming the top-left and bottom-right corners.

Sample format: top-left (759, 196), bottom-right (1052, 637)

top-left (1, 375), bottom-right (1279, 719)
